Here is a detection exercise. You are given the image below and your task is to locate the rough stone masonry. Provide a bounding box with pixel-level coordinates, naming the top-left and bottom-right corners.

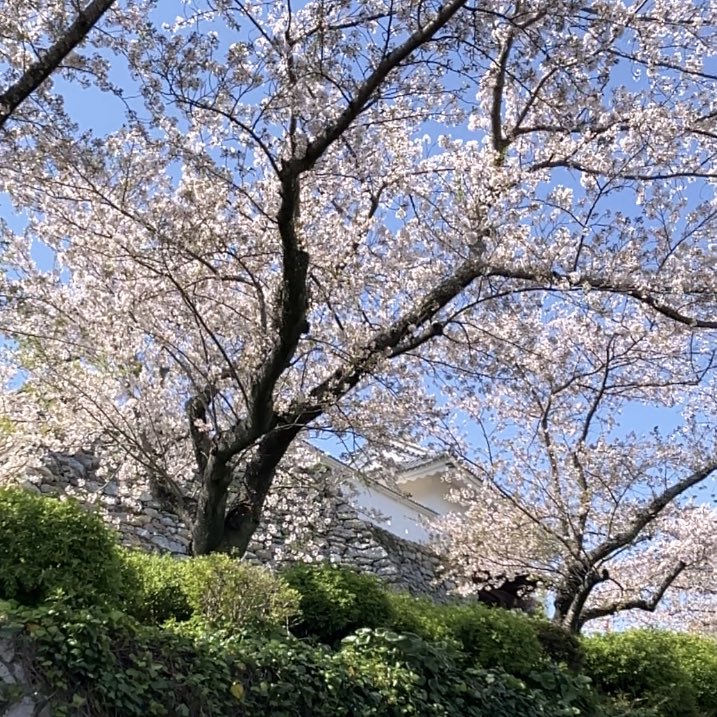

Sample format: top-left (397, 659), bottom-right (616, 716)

top-left (0, 444), bottom-right (454, 598)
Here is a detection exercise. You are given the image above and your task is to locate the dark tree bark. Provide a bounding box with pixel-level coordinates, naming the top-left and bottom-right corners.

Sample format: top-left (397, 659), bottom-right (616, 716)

top-left (577, 561), bottom-right (687, 629)
top-left (553, 564), bottom-right (609, 633)
top-left (472, 572), bottom-right (539, 611)
top-left (180, 0), bottom-right (473, 556)
top-left (0, 0), bottom-right (116, 129)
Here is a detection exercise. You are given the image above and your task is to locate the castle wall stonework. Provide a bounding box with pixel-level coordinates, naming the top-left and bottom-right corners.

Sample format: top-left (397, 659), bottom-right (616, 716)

top-left (0, 448), bottom-right (454, 598)
top-left (0, 636), bottom-right (49, 717)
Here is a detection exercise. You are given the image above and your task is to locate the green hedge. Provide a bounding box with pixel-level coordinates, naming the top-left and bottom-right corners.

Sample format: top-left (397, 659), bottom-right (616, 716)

top-left (281, 564), bottom-right (547, 675)
top-left (0, 488), bottom-right (300, 636)
top-left (583, 629), bottom-right (717, 717)
top-left (670, 633), bottom-right (717, 717)
top-left (0, 487), bottom-right (125, 606)
top-left (385, 592), bottom-right (546, 676)
top-left (281, 562), bottom-right (395, 643)
top-left (0, 601), bottom-right (606, 717)
top-left (0, 600), bottom-right (239, 717)
top-left (440, 601), bottom-right (545, 676)
top-left (121, 551), bottom-right (301, 633)
top-left (120, 550), bottom-right (193, 624)
top-left (1, 490), bottom-right (711, 717)
top-left (386, 592), bottom-right (456, 643)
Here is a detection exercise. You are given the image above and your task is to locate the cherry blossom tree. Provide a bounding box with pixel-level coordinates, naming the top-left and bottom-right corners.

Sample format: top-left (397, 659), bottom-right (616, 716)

top-left (1, 0), bottom-right (716, 558)
top-left (433, 306), bottom-right (717, 632)
top-left (0, 0), bottom-right (117, 130)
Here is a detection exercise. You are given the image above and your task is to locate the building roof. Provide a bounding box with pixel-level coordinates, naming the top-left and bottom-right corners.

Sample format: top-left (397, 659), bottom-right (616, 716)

top-left (301, 437), bottom-right (482, 523)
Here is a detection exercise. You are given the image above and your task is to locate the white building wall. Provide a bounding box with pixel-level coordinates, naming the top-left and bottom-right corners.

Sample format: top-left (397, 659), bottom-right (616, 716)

top-left (401, 477), bottom-right (458, 515)
top-left (346, 479), bottom-right (433, 543)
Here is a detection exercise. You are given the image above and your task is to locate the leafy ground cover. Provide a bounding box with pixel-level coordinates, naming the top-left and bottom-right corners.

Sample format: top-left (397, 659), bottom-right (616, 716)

top-left (1, 489), bottom-right (715, 716)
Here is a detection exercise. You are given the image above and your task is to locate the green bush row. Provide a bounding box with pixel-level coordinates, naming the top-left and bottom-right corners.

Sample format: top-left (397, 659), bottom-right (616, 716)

top-left (2, 488), bottom-right (715, 717)
top-left (0, 487), bottom-right (300, 634)
top-left (123, 544), bottom-right (582, 679)
top-left (281, 562), bottom-right (582, 676)
top-left (0, 487), bottom-right (580, 674)
top-left (583, 629), bottom-right (717, 717)
top-left (122, 551), bottom-right (301, 633)
top-left (0, 600), bottom-right (609, 717)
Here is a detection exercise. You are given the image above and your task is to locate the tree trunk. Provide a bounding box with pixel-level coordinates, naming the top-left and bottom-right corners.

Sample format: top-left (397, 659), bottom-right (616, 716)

top-left (553, 562), bottom-right (607, 633)
top-left (190, 423), bottom-right (303, 556)
top-left (190, 456), bottom-right (233, 555)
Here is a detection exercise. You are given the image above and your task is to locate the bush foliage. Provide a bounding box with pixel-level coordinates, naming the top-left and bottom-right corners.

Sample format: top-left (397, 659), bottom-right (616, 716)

top-left (120, 550), bottom-right (193, 625)
top-left (122, 551), bottom-right (301, 633)
top-left (532, 619), bottom-right (586, 672)
top-left (282, 564), bottom-right (544, 675)
top-left (441, 601), bottom-right (545, 676)
top-left (583, 629), bottom-right (717, 717)
top-left (670, 633), bottom-right (717, 717)
top-left (1, 490), bottom-right (713, 717)
top-left (0, 601), bottom-right (605, 717)
top-left (281, 562), bottom-right (395, 642)
top-left (0, 487), bottom-right (124, 606)
top-left (385, 592), bottom-right (545, 675)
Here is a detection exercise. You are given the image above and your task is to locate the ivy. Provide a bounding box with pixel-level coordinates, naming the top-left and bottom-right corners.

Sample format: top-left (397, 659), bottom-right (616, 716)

top-left (1, 601), bottom-right (612, 717)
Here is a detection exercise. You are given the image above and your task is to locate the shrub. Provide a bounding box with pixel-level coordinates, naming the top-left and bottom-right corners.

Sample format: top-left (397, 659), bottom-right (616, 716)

top-left (122, 551), bottom-right (301, 632)
top-left (338, 628), bottom-right (602, 717)
top-left (583, 629), bottom-right (698, 717)
top-left (386, 592), bottom-right (457, 644)
top-left (599, 699), bottom-right (660, 717)
top-left (181, 553), bottom-right (301, 632)
top-left (441, 602), bottom-right (545, 676)
top-left (670, 633), bottom-right (717, 716)
top-left (1, 601), bottom-right (608, 717)
top-left (386, 592), bottom-right (545, 676)
top-left (282, 562), bottom-right (395, 643)
top-left (0, 487), bottom-right (124, 606)
top-left (526, 662), bottom-right (601, 716)
top-left (532, 619), bottom-right (585, 671)
top-left (0, 600), bottom-right (240, 717)
top-left (119, 551), bottom-right (193, 625)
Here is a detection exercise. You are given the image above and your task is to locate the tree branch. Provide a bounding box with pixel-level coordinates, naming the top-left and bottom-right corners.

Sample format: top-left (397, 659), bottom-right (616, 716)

top-left (579, 560), bottom-right (688, 627)
top-left (241, 169), bottom-right (309, 444)
top-left (589, 463), bottom-right (717, 566)
top-left (300, 0), bottom-right (468, 169)
top-left (294, 253), bottom-right (487, 417)
top-left (217, 0), bottom-right (469, 459)
top-left (484, 265), bottom-right (717, 329)
top-left (0, 0), bottom-right (116, 129)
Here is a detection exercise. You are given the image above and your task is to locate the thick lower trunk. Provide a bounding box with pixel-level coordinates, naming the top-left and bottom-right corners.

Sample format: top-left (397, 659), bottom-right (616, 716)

top-left (190, 423), bottom-right (302, 556)
top-left (217, 499), bottom-right (264, 555)
top-left (554, 591), bottom-right (590, 634)
top-left (553, 564), bottom-right (608, 633)
top-left (190, 457), bottom-right (233, 555)
top-left (553, 570), bottom-right (582, 630)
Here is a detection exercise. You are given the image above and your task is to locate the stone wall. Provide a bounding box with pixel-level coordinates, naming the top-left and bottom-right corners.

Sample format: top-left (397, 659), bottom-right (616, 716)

top-left (0, 447), bottom-right (453, 598)
top-left (0, 637), bottom-right (49, 717)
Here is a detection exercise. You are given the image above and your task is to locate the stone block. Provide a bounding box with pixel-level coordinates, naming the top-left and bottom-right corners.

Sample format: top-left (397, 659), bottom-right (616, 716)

top-left (54, 456), bottom-right (87, 476)
top-left (3, 695), bottom-right (50, 717)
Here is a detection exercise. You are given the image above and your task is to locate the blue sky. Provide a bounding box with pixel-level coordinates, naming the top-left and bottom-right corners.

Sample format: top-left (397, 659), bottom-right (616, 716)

top-left (2, 1), bottom-right (715, 505)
